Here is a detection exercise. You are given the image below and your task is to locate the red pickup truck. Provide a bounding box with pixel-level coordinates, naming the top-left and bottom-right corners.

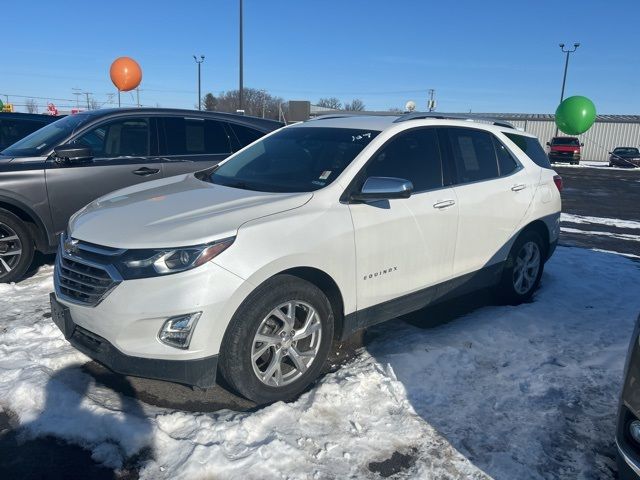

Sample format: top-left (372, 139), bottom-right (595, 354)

top-left (546, 137), bottom-right (583, 165)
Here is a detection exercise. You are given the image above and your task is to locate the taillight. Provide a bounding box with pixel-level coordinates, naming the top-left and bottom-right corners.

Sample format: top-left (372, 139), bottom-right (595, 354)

top-left (553, 175), bottom-right (563, 192)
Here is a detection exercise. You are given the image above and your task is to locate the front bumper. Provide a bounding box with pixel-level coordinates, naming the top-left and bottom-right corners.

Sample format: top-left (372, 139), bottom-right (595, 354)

top-left (51, 293), bottom-right (218, 388)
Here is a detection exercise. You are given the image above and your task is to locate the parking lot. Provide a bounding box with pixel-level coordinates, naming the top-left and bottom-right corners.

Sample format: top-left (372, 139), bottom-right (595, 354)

top-left (0, 163), bottom-right (639, 479)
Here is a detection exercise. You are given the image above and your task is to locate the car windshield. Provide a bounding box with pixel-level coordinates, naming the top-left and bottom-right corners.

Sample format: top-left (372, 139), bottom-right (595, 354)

top-left (552, 137), bottom-right (580, 146)
top-left (1, 114), bottom-right (91, 157)
top-left (208, 126), bottom-right (380, 193)
top-left (613, 147), bottom-right (639, 155)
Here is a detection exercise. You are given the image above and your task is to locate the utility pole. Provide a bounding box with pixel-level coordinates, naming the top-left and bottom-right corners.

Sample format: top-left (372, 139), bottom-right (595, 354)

top-left (556, 42), bottom-right (580, 135)
top-left (427, 89), bottom-right (436, 112)
top-left (136, 88), bottom-right (141, 107)
top-left (72, 88), bottom-right (82, 109)
top-left (83, 92), bottom-right (92, 110)
top-left (238, 0), bottom-right (244, 112)
top-left (193, 55), bottom-right (205, 110)
top-left (559, 43), bottom-right (580, 104)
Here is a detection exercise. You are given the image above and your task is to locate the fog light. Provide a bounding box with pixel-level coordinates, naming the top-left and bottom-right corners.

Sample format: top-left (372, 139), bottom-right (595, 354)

top-left (630, 420), bottom-right (640, 444)
top-left (158, 312), bottom-right (201, 349)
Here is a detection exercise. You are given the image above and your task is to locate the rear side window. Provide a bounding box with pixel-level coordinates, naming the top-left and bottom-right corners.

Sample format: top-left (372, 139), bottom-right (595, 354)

top-left (229, 123), bottom-right (264, 147)
top-left (162, 117), bottom-right (231, 155)
top-left (446, 128), bottom-right (498, 183)
top-left (504, 133), bottom-right (551, 169)
top-left (363, 128), bottom-right (443, 192)
top-left (493, 137), bottom-right (519, 176)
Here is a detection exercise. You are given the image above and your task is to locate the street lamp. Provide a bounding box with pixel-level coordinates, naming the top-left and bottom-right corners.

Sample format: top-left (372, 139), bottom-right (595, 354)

top-left (193, 55), bottom-right (205, 110)
top-left (559, 43), bottom-right (580, 104)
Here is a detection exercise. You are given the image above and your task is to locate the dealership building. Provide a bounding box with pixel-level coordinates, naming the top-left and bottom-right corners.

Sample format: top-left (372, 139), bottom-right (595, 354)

top-left (290, 102), bottom-right (640, 163)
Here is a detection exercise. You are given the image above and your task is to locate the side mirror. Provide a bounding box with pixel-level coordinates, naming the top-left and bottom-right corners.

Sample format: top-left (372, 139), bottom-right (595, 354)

top-left (546, 142), bottom-right (551, 146)
top-left (53, 144), bottom-right (93, 163)
top-left (580, 143), bottom-right (584, 147)
top-left (350, 177), bottom-right (413, 202)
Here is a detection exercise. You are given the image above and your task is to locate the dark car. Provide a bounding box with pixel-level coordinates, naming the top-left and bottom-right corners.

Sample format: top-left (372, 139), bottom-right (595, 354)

top-left (0, 108), bottom-right (282, 282)
top-left (609, 147), bottom-right (640, 168)
top-left (0, 112), bottom-right (62, 151)
top-left (617, 315), bottom-right (640, 479)
top-left (546, 136), bottom-right (583, 165)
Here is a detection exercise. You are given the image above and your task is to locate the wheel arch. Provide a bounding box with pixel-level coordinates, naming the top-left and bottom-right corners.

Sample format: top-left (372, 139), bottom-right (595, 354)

top-left (520, 219), bottom-right (551, 258)
top-left (0, 197), bottom-right (50, 252)
top-left (274, 266), bottom-right (346, 341)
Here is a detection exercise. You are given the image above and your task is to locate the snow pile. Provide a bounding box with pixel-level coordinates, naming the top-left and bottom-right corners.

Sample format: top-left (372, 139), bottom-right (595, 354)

top-left (1, 247), bottom-right (639, 479)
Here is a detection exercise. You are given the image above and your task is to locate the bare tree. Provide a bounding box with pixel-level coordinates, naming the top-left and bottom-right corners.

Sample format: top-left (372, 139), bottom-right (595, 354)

top-left (88, 98), bottom-right (100, 110)
top-left (317, 97), bottom-right (342, 110)
top-left (344, 99), bottom-right (365, 111)
top-left (25, 98), bottom-right (38, 113)
top-left (203, 88), bottom-right (285, 120)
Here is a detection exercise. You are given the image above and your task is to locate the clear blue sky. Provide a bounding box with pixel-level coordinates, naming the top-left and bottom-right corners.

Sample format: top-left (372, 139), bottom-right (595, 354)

top-left (3, 0), bottom-right (639, 114)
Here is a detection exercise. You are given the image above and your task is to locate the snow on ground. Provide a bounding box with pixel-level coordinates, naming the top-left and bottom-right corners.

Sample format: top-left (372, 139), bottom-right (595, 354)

top-left (558, 161), bottom-right (640, 171)
top-left (1, 246), bottom-right (639, 479)
top-left (561, 213), bottom-right (640, 230)
top-left (560, 226), bottom-right (640, 243)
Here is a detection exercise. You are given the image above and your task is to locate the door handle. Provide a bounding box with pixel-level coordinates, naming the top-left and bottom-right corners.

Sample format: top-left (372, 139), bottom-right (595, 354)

top-left (132, 167), bottom-right (160, 176)
top-left (511, 183), bottom-right (526, 192)
top-left (433, 199), bottom-right (456, 209)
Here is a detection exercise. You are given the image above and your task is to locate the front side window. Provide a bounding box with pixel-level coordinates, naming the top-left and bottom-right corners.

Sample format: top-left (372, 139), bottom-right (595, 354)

top-left (2, 114), bottom-right (89, 156)
top-left (360, 128), bottom-right (443, 192)
top-left (209, 127), bottom-right (380, 193)
top-left (505, 132), bottom-right (552, 169)
top-left (229, 123), bottom-right (263, 147)
top-left (447, 128), bottom-right (499, 183)
top-left (73, 118), bottom-right (149, 157)
top-left (163, 117), bottom-right (230, 155)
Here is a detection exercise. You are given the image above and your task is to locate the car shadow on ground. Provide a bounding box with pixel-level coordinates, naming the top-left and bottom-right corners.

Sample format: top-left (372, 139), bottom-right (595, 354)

top-left (0, 365), bottom-right (154, 480)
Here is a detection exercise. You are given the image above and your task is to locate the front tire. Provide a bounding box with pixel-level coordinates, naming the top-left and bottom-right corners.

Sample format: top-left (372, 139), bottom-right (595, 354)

top-left (0, 209), bottom-right (35, 283)
top-left (496, 230), bottom-right (545, 305)
top-left (219, 274), bottom-right (334, 404)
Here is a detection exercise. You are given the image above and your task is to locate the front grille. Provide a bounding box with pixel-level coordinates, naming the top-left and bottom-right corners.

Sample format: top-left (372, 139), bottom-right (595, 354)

top-left (54, 234), bottom-right (122, 307)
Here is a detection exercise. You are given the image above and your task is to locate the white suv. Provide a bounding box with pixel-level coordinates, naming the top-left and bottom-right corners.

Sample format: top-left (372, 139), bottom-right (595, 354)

top-left (50, 113), bottom-right (561, 403)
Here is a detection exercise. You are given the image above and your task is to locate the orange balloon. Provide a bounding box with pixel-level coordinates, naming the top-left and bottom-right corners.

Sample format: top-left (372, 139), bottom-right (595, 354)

top-left (109, 57), bottom-right (142, 92)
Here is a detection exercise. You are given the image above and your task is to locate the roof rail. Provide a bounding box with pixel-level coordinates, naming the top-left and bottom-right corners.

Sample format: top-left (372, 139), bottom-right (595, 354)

top-left (393, 112), bottom-right (515, 129)
top-left (308, 113), bottom-right (360, 121)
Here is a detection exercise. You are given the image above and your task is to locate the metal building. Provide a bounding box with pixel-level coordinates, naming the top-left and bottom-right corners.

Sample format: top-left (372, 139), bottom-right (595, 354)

top-left (471, 113), bottom-right (640, 162)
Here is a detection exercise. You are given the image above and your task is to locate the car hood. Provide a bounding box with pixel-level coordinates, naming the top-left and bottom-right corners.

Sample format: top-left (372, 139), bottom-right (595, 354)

top-left (69, 174), bottom-right (313, 249)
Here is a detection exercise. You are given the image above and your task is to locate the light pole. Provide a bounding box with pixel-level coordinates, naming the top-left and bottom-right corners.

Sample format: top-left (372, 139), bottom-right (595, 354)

top-left (559, 42), bottom-right (579, 104)
top-left (193, 55), bottom-right (205, 110)
top-left (238, 0), bottom-right (244, 112)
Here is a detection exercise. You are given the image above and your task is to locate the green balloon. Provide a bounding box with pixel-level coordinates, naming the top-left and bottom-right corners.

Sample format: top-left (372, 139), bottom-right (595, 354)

top-left (555, 96), bottom-right (596, 135)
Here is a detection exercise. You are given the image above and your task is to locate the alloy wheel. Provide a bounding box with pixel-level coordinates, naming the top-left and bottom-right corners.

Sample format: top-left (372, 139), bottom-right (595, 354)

top-left (251, 300), bottom-right (322, 387)
top-left (512, 241), bottom-right (541, 295)
top-left (0, 222), bottom-right (23, 278)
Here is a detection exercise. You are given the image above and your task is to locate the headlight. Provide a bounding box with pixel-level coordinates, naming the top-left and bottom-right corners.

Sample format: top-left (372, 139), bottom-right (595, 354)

top-left (116, 237), bottom-right (234, 279)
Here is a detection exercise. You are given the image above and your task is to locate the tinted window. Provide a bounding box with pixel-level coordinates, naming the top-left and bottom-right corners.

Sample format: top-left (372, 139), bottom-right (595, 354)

top-left (551, 137), bottom-right (579, 146)
top-left (163, 117), bottom-right (230, 155)
top-left (73, 118), bottom-right (149, 157)
top-left (447, 128), bottom-right (498, 183)
top-left (362, 128), bottom-right (442, 192)
top-left (2, 114), bottom-right (89, 156)
top-left (0, 119), bottom-right (48, 150)
top-left (493, 137), bottom-right (519, 176)
top-left (229, 123), bottom-right (263, 147)
top-left (209, 127), bottom-right (380, 193)
top-left (504, 132), bottom-right (552, 169)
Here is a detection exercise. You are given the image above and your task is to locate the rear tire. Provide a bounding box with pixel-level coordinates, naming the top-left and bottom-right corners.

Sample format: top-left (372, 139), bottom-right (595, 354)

top-left (0, 209), bottom-right (35, 284)
top-left (496, 230), bottom-right (545, 305)
top-left (218, 274), bottom-right (334, 404)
